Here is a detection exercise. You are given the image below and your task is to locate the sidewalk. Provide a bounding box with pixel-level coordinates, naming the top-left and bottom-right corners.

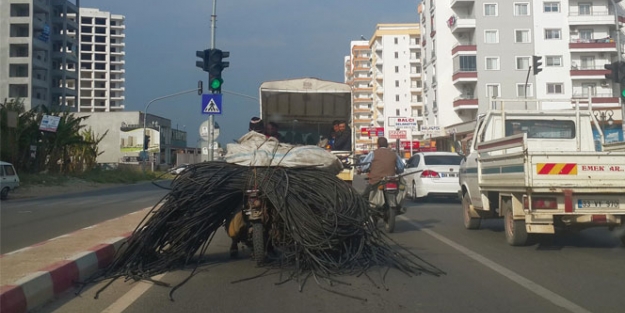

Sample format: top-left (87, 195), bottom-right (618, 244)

top-left (0, 206), bottom-right (154, 313)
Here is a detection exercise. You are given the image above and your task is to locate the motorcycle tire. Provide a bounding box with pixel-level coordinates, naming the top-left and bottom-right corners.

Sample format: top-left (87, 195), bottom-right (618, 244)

top-left (252, 222), bottom-right (265, 266)
top-left (385, 206), bottom-right (396, 233)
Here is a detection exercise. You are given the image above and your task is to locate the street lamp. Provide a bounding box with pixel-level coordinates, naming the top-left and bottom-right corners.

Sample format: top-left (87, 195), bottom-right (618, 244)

top-left (594, 109), bottom-right (615, 143)
top-left (141, 87), bottom-right (199, 171)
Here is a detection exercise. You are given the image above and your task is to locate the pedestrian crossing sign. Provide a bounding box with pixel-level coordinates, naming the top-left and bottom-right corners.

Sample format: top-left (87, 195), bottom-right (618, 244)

top-left (201, 94), bottom-right (222, 115)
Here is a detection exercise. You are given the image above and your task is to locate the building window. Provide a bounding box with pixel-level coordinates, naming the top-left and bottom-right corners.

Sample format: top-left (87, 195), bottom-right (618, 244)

top-left (514, 3), bottom-right (530, 16)
top-left (579, 29), bottom-right (593, 41)
top-left (516, 56), bottom-right (530, 70)
top-left (394, 37), bottom-right (398, 44)
top-left (578, 3), bottom-right (592, 15)
top-left (484, 3), bottom-right (498, 16)
top-left (484, 30), bottom-right (499, 43)
top-left (515, 30), bottom-right (531, 43)
top-left (580, 56), bottom-right (595, 70)
top-left (546, 55), bottom-right (563, 67)
top-left (517, 83), bottom-right (533, 97)
top-left (459, 55), bottom-right (477, 71)
top-left (396, 109), bottom-right (400, 116)
top-left (395, 80), bottom-right (400, 87)
top-left (485, 57), bottom-right (500, 70)
top-left (485, 84), bottom-right (500, 98)
top-left (544, 2), bottom-right (560, 12)
top-left (545, 29), bottom-right (562, 40)
top-left (394, 52), bottom-right (399, 58)
top-left (547, 83), bottom-right (564, 94)
top-left (395, 66), bottom-right (399, 73)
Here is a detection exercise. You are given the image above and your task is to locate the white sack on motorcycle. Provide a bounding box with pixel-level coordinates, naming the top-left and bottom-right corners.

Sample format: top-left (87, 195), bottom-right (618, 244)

top-left (225, 131), bottom-right (344, 174)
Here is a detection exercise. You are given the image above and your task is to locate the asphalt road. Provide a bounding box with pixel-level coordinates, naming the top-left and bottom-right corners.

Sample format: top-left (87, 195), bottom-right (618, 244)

top-left (40, 175), bottom-right (625, 313)
top-left (0, 180), bottom-right (171, 254)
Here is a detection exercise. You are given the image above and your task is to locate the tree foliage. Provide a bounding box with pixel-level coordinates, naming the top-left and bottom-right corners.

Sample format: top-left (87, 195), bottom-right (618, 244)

top-left (1, 98), bottom-right (107, 174)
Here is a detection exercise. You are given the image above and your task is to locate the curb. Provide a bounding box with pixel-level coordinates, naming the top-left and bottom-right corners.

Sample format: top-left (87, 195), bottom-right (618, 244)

top-left (0, 234), bottom-right (132, 313)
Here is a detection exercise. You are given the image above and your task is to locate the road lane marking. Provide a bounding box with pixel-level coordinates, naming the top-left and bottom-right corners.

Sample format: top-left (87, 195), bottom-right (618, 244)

top-left (101, 274), bottom-right (165, 313)
top-left (398, 216), bottom-right (593, 313)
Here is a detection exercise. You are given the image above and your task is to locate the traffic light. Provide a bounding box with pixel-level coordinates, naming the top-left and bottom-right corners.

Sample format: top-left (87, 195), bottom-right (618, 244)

top-left (196, 49), bottom-right (210, 72)
top-left (619, 62), bottom-right (625, 100)
top-left (207, 49), bottom-right (229, 93)
top-left (532, 55), bottom-right (543, 75)
top-left (604, 61), bottom-right (621, 81)
top-left (143, 135), bottom-right (150, 151)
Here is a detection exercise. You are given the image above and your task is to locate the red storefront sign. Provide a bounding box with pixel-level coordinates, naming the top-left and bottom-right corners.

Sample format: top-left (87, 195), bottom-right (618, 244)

top-left (401, 141), bottom-right (420, 150)
top-left (360, 127), bottom-right (384, 137)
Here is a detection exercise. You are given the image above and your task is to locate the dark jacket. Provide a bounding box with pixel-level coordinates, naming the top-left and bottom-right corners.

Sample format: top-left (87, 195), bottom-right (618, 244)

top-left (333, 128), bottom-right (352, 151)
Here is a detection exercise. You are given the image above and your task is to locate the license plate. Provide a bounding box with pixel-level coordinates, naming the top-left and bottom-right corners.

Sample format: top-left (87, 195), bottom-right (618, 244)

top-left (440, 173), bottom-right (458, 178)
top-left (577, 199), bottom-right (620, 208)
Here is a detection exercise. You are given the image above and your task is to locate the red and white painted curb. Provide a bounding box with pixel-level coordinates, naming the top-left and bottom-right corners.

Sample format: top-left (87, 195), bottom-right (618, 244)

top-left (0, 234), bottom-right (132, 313)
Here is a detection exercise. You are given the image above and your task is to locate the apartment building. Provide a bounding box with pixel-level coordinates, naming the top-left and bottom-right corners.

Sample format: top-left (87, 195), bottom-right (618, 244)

top-left (420, 0), bottom-right (624, 143)
top-left (345, 24), bottom-right (423, 154)
top-left (72, 8), bottom-right (126, 112)
top-left (0, 0), bottom-right (80, 111)
top-left (344, 40), bottom-right (375, 153)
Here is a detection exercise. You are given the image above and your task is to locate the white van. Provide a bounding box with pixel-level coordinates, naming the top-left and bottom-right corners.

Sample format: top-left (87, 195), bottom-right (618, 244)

top-left (0, 161), bottom-right (20, 200)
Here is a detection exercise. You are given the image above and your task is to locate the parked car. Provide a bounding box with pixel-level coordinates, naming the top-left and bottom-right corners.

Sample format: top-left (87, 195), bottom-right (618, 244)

top-left (403, 152), bottom-right (463, 201)
top-left (0, 161), bottom-right (20, 200)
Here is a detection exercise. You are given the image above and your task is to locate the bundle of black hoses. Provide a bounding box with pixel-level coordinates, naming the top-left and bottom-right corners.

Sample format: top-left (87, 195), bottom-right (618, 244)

top-left (80, 162), bottom-right (445, 300)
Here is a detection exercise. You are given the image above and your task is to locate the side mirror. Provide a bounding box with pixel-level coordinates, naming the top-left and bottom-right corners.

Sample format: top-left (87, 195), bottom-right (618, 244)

top-left (454, 140), bottom-right (464, 157)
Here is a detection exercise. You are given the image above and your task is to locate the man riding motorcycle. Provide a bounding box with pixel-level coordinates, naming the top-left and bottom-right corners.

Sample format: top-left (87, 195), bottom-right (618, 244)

top-left (358, 137), bottom-right (405, 200)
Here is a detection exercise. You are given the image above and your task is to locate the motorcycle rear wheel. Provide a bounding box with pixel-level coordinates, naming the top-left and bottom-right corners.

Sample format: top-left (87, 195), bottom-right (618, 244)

top-left (385, 206), bottom-right (396, 233)
top-left (252, 222), bottom-right (265, 266)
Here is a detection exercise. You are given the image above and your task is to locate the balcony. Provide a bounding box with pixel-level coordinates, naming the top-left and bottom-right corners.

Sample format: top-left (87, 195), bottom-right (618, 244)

top-left (453, 97), bottom-right (478, 111)
top-left (353, 108), bottom-right (371, 114)
top-left (451, 43), bottom-right (477, 56)
top-left (452, 69), bottom-right (478, 84)
top-left (569, 38), bottom-right (617, 52)
top-left (354, 97), bottom-right (373, 103)
top-left (451, 0), bottom-right (474, 8)
top-left (354, 118), bottom-right (373, 124)
top-left (568, 9), bottom-right (615, 26)
top-left (570, 65), bottom-right (610, 79)
top-left (447, 15), bottom-right (476, 34)
top-left (572, 93), bottom-right (619, 106)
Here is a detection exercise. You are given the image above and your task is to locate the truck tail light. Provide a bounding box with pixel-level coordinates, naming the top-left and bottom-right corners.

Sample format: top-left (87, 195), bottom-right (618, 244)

top-left (421, 170), bottom-right (440, 178)
top-left (524, 197), bottom-right (558, 209)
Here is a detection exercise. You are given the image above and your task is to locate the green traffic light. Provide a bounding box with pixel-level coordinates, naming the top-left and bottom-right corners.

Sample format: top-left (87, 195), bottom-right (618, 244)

top-left (210, 78), bottom-right (223, 90)
top-left (622, 88), bottom-right (625, 98)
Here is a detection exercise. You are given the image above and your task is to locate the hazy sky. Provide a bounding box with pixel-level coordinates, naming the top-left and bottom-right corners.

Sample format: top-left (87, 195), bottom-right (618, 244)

top-left (80, 0), bottom-right (420, 145)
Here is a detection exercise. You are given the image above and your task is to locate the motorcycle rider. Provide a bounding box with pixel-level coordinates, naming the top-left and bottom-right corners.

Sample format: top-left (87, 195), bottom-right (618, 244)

top-left (358, 137), bottom-right (405, 201)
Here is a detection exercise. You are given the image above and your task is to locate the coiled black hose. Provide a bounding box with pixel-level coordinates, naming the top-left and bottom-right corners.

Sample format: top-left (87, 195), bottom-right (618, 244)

top-left (81, 162), bottom-right (444, 300)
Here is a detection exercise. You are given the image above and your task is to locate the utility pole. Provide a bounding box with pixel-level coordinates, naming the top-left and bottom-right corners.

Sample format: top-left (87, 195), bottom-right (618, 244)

top-left (208, 0), bottom-right (217, 161)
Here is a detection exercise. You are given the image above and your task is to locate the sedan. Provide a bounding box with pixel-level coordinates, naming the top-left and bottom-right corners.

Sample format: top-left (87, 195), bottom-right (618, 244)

top-left (404, 152), bottom-right (463, 201)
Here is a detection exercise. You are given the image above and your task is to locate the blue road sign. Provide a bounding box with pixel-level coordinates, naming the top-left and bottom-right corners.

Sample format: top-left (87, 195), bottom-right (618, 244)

top-left (201, 94), bottom-right (222, 115)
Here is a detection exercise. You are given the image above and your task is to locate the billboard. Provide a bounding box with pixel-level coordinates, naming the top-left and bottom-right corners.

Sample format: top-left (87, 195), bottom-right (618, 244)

top-left (120, 126), bottom-right (160, 153)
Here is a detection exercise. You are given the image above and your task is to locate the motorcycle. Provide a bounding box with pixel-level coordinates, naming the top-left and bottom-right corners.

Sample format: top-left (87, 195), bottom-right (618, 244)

top-left (227, 188), bottom-right (275, 266)
top-left (367, 175), bottom-right (406, 233)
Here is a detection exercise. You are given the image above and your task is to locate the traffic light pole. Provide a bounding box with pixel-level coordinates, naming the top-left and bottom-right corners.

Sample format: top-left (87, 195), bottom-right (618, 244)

top-left (207, 0), bottom-right (217, 162)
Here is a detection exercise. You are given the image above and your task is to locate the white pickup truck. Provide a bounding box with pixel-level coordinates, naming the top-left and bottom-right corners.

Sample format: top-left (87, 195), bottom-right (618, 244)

top-left (458, 99), bottom-right (625, 246)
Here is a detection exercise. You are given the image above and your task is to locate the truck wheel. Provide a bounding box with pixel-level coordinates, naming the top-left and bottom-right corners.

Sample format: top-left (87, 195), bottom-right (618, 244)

top-left (620, 233), bottom-right (625, 247)
top-left (462, 193), bottom-right (480, 230)
top-left (504, 208), bottom-right (529, 246)
top-left (252, 222), bottom-right (265, 266)
top-left (0, 187), bottom-right (9, 200)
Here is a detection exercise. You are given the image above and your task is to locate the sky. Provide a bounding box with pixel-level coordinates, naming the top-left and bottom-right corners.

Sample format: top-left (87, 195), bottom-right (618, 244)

top-left (79, 0), bottom-right (421, 146)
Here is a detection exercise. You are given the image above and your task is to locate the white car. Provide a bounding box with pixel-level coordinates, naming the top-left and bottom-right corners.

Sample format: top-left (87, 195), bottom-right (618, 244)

top-left (404, 152), bottom-right (463, 201)
top-left (0, 161), bottom-right (20, 200)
